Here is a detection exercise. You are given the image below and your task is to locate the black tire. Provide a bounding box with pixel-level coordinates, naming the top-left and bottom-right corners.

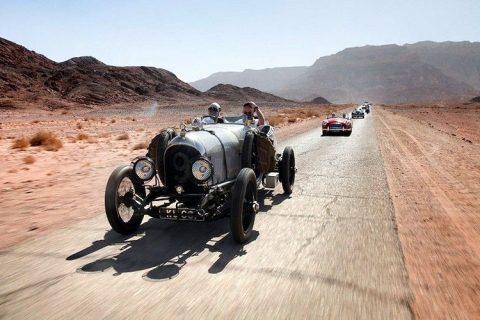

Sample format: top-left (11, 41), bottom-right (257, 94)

top-left (241, 131), bottom-right (261, 177)
top-left (147, 129), bottom-right (176, 185)
top-left (230, 168), bottom-right (258, 243)
top-left (322, 130), bottom-right (327, 136)
top-left (279, 146), bottom-right (295, 194)
top-left (105, 165), bottom-right (145, 235)
top-left (346, 131), bottom-right (352, 136)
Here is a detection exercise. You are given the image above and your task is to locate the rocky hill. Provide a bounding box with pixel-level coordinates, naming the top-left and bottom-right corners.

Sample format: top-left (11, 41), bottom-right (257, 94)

top-left (309, 96), bottom-right (331, 104)
top-left (205, 84), bottom-right (291, 103)
top-left (0, 37), bottom-right (202, 108)
top-left (191, 41), bottom-right (480, 103)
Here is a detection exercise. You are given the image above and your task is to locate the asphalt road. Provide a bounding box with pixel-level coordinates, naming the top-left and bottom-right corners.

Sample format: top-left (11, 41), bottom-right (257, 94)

top-left (0, 114), bottom-right (412, 319)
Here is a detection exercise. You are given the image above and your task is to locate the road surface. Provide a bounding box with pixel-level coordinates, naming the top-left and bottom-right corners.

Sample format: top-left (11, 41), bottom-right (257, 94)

top-left (0, 114), bottom-right (412, 319)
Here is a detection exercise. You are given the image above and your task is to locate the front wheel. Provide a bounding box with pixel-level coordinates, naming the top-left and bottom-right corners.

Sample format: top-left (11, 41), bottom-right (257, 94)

top-left (279, 146), bottom-right (295, 194)
top-left (230, 168), bottom-right (258, 243)
top-left (105, 165), bottom-right (145, 235)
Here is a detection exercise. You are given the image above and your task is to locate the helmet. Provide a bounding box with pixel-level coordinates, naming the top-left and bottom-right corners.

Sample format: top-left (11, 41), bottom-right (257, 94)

top-left (208, 102), bottom-right (221, 112)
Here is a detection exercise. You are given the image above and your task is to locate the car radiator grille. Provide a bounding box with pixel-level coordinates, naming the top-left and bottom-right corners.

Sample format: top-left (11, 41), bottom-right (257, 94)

top-left (164, 145), bottom-right (203, 194)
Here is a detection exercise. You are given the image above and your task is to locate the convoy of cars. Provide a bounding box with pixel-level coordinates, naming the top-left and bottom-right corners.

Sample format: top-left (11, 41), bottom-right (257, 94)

top-left (104, 101), bottom-right (372, 243)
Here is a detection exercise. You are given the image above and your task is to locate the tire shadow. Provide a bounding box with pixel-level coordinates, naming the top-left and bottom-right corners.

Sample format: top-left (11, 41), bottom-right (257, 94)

top-left (68, 190), bottom-right (287, 280)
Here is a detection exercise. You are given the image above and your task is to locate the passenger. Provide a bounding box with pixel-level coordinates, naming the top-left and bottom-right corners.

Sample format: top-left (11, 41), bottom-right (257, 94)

top-left (238, 101), bottom-right (265, 126)
top-left (202, 102), bottom-right (224, 124)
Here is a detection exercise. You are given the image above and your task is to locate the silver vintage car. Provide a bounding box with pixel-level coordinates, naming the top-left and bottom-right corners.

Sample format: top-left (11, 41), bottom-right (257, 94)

top-left (104, 116), bottom-right (296, 243)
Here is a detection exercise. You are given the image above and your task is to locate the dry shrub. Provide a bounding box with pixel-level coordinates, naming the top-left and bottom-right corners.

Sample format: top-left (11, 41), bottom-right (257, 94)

top-left (12, 137), bottom-right (29, 149)
top-left (288, 117), bottom-right (298, 123)
top-left (32, 120), bottom-right (40, 124)
top-left (23, 155), bottom-right (36, 164)
top-left (76, 122), bottom-right (83, 129)
top-left (77, 133), bottom-right (89, 140)
top-left (184, 118), bottom-right (192, 124)
top-left (111, 119), bottom-right (116, 123)
top-left (268, 115), bottom-right (287, 126)
top-left (30, 131), bottom-right (63, 151)
top-left (117, 133), bottom-right (129, 140)
top-left (132, 142), bottom-right (148, 150)
top-left (61, 110), bottom-right (68, 115)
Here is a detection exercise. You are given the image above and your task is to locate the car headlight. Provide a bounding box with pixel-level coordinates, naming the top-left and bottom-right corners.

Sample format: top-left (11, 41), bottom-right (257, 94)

top-left (191, 158), bottom-right (213, 182)
top-left (133, 157), bottom-right (156, 181)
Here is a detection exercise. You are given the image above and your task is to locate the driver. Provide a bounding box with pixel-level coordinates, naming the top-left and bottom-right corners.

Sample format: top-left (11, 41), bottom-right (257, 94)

top-left (239, 101), bottom-right (265, 126)
top-left (202, 102), bottom-right (224, 124)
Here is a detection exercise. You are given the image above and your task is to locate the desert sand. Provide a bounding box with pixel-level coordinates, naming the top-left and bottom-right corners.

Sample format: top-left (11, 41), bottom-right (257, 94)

top-left (375, 102), bottom-right (480, 319)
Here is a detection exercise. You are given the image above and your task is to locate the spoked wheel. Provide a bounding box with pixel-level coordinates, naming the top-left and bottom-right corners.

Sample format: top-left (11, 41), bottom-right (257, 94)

top-left (230, 168), bottom-right (258, 243)
top-left (105, 165), bottom-right (145, 235)
top-left (279, 146), bottom-right (296, 194)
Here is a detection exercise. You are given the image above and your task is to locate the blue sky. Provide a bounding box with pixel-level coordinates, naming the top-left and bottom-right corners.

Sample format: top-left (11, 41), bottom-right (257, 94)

top-left (1, 0), bottom-right (479, 82)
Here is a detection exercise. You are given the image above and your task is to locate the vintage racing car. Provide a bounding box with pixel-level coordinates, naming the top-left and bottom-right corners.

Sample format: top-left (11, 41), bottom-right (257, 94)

top-left (104, 116), bottom-right (296, 243)
top-left (322, 113), bottom-right (352, 136)
top-left (351, 108), bottom-right (365, 119)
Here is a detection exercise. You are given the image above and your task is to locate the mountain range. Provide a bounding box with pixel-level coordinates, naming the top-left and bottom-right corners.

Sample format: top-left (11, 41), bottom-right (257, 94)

top-left (0, 37), bottom-right (287, 109)
top-left (191, 41), bottom-right (480, 103)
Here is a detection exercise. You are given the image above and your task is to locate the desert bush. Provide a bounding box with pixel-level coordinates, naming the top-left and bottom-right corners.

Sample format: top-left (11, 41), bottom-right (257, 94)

top-left (76, 122), bottom-right (83, 129)
top-left (30, 131), bottom-right (63, 151)
top-left (77, 133), bottom-right (89, 140)
top-left (11, 137), bottom-right (29, 149)
top-left (61, 110), bottom-right (68, 115)
top-left (268, 115), bottom-right (287, 126)
top-left (23, 155), bottom-right (36, 164)
top-left (111, 119), bottom-right (116, 123)
top-left (117, 133), bottom-right (129, 140)
top-left (132, 142), bottom-right (148, 150)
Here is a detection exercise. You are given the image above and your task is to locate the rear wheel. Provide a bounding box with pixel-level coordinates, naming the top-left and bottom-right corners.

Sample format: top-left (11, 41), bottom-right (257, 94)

top-left (105, 165), bottom-right (145, 235)
top-left (230, 168), bottom-right (258, 243)
top-left (279, 146), bottom-right (295, 194)
top-left (322, 130), bottom-right (327, 136)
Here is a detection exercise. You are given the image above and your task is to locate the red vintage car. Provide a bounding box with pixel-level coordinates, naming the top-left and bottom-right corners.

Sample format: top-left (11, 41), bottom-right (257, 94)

top-left (322, 113), bottom-right (352, 136)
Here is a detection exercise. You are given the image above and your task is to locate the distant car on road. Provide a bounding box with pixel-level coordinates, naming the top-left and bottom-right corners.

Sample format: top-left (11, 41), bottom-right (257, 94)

top-left (361, 102), bottom-right (371, 114)
top-left (352, 108), bottom-right (365, 119)
top-left (322, 113), bottom-right (352, 136)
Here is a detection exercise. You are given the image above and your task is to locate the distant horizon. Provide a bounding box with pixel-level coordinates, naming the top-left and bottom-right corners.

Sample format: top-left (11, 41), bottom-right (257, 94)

top-left (4, 36), bottom-right (479, 84)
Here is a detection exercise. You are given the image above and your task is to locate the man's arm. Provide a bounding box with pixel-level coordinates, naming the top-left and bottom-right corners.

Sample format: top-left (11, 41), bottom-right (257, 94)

top-left (256, 107), bottom-right (265, 126)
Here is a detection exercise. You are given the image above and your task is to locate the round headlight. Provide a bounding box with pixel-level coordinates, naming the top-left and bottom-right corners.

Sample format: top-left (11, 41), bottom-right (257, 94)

top-left (133, 158), bottom-right (155, 181)
top-left (191, 158), bottom-right (213, 181)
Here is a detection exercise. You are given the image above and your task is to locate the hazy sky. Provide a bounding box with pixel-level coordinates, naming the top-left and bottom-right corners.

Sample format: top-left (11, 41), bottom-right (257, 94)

top-left (1, 0), bottom-right (479, 82)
